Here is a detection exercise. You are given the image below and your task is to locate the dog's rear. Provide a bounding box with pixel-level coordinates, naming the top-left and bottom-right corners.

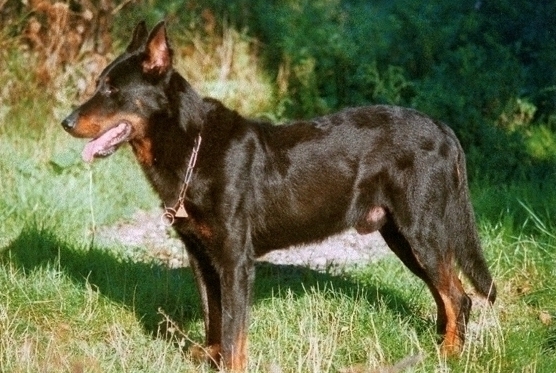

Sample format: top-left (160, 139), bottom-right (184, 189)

top-left (61, 21), bottom-right (496, 371)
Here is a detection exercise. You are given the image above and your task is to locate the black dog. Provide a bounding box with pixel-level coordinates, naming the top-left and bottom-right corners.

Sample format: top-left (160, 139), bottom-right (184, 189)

top-left (62, 21), bottom-right (496, 371)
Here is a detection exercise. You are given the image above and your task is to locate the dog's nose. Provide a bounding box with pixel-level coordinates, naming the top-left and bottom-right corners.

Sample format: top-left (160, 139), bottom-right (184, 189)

top-left (61, 112), bottom-right (78, 131)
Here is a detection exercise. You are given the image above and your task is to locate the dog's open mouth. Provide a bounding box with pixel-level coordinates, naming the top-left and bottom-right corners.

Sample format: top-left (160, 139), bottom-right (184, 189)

top-left (82, 122), bottom-right (133, 163)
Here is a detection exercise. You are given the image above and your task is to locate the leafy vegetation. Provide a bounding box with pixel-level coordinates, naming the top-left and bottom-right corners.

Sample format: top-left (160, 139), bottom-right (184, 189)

top-left (1, 0), bottom-right (555, 372)
top-left (122, 0), bottom-right (556, 183)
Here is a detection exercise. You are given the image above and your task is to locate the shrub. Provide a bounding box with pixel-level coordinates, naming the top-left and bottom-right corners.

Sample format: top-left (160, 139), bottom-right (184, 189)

top-left (3, 0), bottom-right (555, 182)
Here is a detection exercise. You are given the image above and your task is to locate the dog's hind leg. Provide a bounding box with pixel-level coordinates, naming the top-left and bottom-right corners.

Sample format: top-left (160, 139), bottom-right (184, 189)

top-left (380, 218), bottom-right (471, 355)
top-left (379, 219), bottom-right (448, 335)
top-left (435, 271), bottom-right (472, 355)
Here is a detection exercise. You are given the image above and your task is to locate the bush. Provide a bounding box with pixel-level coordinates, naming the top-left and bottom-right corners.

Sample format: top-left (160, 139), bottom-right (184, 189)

top-left (3, 0), bottom-right (555, 182)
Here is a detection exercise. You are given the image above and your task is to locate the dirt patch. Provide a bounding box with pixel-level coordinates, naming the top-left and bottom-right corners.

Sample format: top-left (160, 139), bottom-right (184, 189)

top-left (97, 210), bottom-right (391, 271)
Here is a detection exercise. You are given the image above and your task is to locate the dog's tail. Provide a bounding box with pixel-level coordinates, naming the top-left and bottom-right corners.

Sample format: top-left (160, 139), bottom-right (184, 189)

top-left (451, 148), bottom-right (497, 303)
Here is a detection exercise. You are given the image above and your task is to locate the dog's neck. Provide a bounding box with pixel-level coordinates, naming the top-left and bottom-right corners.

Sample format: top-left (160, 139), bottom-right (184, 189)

top-left (168, 72), bottom-right (205, 134)
top-left (130, 72), bottom-right (206, 207)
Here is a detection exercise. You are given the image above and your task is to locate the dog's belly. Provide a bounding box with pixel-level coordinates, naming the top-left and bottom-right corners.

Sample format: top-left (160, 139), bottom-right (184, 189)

top-left (252, 220), bottom-right (347, 256)
top-left (250, 192), bottom-right (356, 255)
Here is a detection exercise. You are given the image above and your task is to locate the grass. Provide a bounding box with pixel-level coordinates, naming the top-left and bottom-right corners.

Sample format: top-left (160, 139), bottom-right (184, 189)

top-left (2, 219), bottom-right (554, 372)
top-left (1, 22), bottom-right (556, 373)
top-left (1, 124), bottom-right (555, 372)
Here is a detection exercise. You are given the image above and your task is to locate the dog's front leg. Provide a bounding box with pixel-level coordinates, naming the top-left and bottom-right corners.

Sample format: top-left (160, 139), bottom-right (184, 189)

top-left (181, 235), bottom-right (223, 365)
top-left (189, 253), bottom-right (223, 361)
top-left (219, 244), bottom-right (255, 372)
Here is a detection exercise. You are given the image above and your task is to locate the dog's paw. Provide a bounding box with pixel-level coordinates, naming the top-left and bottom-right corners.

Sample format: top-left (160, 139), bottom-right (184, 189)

top-left (189, 343), bottom-right (221, 365)
top-left (440, 338), bottom-right (463, 357)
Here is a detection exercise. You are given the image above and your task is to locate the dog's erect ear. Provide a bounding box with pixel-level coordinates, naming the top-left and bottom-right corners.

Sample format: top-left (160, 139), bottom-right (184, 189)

top-left (126, 21), bottom-right (149, 53)
top-left (142, 21), bottom-right (173, 76)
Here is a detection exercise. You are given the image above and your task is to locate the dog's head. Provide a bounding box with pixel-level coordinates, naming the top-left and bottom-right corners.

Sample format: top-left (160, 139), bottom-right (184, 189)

top-left (61, 21), bottom-right (175, 163)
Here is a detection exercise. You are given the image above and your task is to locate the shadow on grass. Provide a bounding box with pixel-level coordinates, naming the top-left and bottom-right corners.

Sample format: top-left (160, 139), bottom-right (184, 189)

top-left (1, 223), bottom-right (429, 344)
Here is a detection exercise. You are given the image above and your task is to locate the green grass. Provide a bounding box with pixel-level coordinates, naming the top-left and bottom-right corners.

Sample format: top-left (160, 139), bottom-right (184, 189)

top-left (1, 124), bottom-right (555, 372)
top-left (1, 24), bottom-right (556, 373)
top-left (2, 221), bottom-right (554, 372)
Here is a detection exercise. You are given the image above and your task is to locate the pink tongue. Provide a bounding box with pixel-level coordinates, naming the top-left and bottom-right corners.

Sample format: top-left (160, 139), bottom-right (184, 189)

top-left (82, 123), bottom-right (128, 163)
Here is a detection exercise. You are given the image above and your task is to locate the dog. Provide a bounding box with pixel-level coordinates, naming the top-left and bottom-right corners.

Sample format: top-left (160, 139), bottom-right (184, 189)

top-left (62, 21), bottom-right (496, 371)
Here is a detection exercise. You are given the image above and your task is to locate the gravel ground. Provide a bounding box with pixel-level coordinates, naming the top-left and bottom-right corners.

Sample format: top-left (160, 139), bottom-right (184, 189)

top-left (97, 210), bottom-right (391, 271)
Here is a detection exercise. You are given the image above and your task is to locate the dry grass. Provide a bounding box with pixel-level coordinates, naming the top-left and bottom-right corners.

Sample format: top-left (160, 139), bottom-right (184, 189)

top-left (174, 20), bottom-right (277, 118)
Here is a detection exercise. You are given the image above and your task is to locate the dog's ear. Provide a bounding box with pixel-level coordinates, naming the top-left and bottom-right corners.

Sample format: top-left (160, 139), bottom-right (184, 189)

top-left (127, 21), bottom-right (149, 53)
top-left (142, 21), bottom-right (173, 76)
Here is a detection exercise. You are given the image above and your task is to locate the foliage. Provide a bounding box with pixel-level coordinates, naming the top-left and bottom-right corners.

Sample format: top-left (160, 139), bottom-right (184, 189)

top-left (3, 0), bottom-right (556, 181)
top-left (106, 0), bottom-right (556, 182)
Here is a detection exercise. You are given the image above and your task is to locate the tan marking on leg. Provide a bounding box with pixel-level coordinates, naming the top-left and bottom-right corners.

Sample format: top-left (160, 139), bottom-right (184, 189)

top-left (228, 330), bottom-right (248, 372)
top-left (189, 343), bottom-right (221, 366)
top-left (439, 291), bottom-right (463, 355)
